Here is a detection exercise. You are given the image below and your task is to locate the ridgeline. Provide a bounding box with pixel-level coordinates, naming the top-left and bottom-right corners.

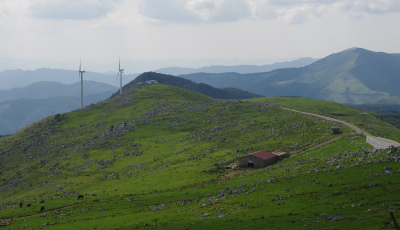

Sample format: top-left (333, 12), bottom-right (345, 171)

top-left (111, 71), bottom-right (261, 100)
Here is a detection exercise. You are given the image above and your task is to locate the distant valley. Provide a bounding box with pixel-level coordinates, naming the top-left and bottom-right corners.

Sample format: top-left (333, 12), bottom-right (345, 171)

top-left (0, 81), bottom-right (117, 135)
top-left (0, 68), bottom-right (138, 91)
top-left (0, 81), bottom-right (117, 103)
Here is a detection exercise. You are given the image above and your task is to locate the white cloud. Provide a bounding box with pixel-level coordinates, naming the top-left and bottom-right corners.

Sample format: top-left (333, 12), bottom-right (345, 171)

top-left (268, 0), bottom-right (337, 6)
top-left (246, 0), bottom-right (277, 20)
top-left (278, 4), bottom-right (328, 24)
top-left (138, 0), bottom-right (400, 25)
top-left (0, 1), bottom-right (32, 38)
top-left (211, 0), bottom-right (251, 21)
top-left (262, 0), bottom-right (400, 24)
top-left (30, 0), bottom-right (120, 20)
top-left (139, 0), bottom-right (199, 22)
top-left (186, 0), bottom-right (217, 21)
top-left (139, 0), bottom-right (251, 23)
top-left (346, 0), bottom-right (400, 14)
top-left (0, 0), bottom-right (399, 66)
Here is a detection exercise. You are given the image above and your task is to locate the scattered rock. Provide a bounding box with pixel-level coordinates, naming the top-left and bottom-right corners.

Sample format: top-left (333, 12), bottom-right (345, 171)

top-left (384, 165), bottom-right (391, 170)
top-left (43, 221), bottom-right (52, 226)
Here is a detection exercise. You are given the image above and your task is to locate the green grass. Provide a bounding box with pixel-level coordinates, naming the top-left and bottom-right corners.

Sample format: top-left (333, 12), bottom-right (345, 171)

top-left (250, 97), bottom-right (400, 142)
top-left (1, 85), bottom-right (399, 229)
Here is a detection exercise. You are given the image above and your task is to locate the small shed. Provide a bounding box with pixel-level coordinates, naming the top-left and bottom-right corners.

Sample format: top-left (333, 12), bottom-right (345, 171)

top-left (272, 150), bottom-right (287, 158)
top-left (331, 127), bottom-right (341, 134)
top-left (238, 151), bottom-right (278, 168)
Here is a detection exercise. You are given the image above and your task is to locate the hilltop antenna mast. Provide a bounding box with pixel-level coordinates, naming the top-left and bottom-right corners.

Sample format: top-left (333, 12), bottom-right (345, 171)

top-left (78, 58), bottom-right (85, 109)
top-left (116, 58), bottom-right (124, 95)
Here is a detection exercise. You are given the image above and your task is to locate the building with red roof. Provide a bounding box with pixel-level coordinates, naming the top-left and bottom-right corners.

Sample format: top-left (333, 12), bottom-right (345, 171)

top-left (238, 150), bottom-right (280, 168)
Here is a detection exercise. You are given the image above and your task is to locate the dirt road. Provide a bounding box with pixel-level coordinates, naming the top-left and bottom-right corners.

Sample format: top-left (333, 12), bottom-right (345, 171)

top-left (282, 108), bottom-right (400, 149)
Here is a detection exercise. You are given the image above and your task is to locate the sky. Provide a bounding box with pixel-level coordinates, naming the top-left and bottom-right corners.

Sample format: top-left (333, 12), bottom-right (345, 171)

top-left (1, 0), bottom-right (400, 73)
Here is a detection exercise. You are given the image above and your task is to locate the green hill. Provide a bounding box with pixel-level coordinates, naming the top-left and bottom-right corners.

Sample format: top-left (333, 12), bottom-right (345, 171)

top-left (180, 48), bottom-right (400, 105)
top-left (111, 71), bottom-right (261, 99)
top-left (0, 85), bottom-right (399, 229)
top-left (250, 97), bottom-right (400, 142)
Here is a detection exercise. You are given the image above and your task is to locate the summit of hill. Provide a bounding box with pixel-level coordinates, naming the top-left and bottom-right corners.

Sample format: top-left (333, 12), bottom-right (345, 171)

top-left (111, 71), bottom-right (261, 99)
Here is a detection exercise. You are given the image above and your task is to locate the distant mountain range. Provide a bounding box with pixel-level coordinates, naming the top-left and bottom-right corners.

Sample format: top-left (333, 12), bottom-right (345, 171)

top-left (0, 81), bottom-right (117, 103)
top-left (1, 47), bottom-right (399, 134)
top-left (0, 57), bottom-right (309, 74)
top-left (155, 57), bottom-right (318, 75)
top-left (115, 72), bottom-right (261, 100)
top-left (0, 81), bottom-right (118, 135)
top-left (179, 48), bottom-right (400, 105)
top-left (0, 68), bottom-right (138, 91)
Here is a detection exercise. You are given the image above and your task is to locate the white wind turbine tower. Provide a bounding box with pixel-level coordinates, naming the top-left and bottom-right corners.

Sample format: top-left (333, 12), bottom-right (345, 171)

top-left (78, 59), bottom-right (85, 109)
top-left (117, 58), bottom-right (124, 95)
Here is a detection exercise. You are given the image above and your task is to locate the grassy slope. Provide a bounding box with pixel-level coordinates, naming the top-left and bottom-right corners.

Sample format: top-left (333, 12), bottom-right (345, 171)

top-left (0, 85), bottom-right (399, 229)
top-left (250, 97), bottom-right (400, 142)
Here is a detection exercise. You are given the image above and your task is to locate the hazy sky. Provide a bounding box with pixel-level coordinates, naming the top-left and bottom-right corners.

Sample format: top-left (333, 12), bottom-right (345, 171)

top-left (1, 0), bottom-right (400, 66)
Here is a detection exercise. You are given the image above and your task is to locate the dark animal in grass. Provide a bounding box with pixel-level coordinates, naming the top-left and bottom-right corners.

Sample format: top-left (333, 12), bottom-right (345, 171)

top-left (27, 202), bottom-right (31, 207)
top-left (40, 200), bottom-right (44, 203)
top-left (77, 195), bottom-right (84, 200)
top-left (19, 202), bottom-right (23, 208)
top-left (40, 206), bottom-right (45, 213)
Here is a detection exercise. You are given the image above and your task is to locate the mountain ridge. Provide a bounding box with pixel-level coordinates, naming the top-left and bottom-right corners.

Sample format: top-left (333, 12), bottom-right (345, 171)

top-left (0, 68), bottom-right (138, 91)
top-left (0, 92), bottom-right (115, 135)
top-left (156, 57), bottom-right (318, 75)
top-left (113, 71), bottom-right (262, 100)
top-left (0, 80), bottom-right (118, 103)
top-left (0, 81), bottom-right (118, 135)
top-left (179, 48), bottom-right (400, 104)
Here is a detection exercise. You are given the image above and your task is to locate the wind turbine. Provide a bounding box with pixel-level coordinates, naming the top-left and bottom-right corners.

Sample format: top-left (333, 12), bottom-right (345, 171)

top-left (117, 58), bottom-right (124, 95)
top-left (78, 59), bottom-right (85, 109)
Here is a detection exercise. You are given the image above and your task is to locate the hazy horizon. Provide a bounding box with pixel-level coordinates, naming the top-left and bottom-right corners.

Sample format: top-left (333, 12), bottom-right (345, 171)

top-left (1, 0), bottom-right (399, 73)
top-left (0, 56), bottom-right (304, 74)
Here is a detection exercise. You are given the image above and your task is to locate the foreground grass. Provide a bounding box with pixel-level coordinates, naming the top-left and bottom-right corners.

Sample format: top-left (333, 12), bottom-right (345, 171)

top-left (3, 137), bottom-right (400, 229)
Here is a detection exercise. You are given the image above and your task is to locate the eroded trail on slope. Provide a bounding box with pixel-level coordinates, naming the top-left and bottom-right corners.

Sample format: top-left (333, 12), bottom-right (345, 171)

top-left (282, 108), bottom-right (400, 149)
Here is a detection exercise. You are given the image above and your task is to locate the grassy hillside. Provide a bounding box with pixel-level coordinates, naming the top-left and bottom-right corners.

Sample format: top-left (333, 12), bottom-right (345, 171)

top-left (250, 97), bottom-right (400, 142)
top-left (0, 85), bottom-right (399, 229)
top-left (352, 104), bottom-right (400, 129)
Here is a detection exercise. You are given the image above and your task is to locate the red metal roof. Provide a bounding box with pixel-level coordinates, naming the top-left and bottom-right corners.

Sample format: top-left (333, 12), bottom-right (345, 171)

top-left (239, 150), bottom-right (277, 160)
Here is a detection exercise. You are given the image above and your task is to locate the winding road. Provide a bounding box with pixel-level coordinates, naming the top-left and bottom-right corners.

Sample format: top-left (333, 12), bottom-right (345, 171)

top-left (282, 108), bottom-right (400, 149)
